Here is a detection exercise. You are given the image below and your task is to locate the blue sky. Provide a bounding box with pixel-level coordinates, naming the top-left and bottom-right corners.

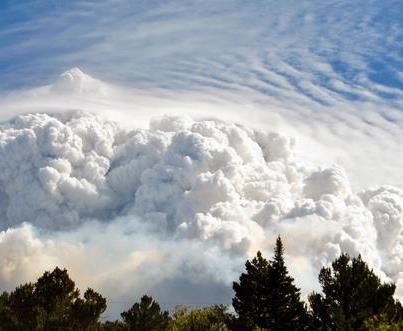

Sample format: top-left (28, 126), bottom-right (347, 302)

top-left (1, 0), bottom-right (403, 102)
top-left (1, 0), bottom-right (403, 189)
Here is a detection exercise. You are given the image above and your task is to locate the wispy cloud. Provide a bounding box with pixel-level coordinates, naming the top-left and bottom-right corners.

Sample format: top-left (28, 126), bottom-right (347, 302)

top-left (1, 1), bottom-right (402, 94)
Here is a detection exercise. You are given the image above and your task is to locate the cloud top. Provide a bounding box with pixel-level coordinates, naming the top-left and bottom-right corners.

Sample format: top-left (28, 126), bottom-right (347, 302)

top-left (1, 111), bottom-right (403, 312)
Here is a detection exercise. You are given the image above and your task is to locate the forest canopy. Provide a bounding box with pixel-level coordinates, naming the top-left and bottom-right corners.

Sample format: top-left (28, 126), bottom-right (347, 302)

top-left (0, 236), bottom-right (401, 331)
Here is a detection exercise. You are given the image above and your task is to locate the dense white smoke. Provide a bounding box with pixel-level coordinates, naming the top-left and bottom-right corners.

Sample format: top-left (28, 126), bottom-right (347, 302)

top-left (1, 108), bottom-right (403, 317)
top-left (0, 68), bottom-right (403, 318)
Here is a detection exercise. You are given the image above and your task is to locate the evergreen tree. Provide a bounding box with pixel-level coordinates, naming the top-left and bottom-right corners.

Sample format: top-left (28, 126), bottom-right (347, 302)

top-left (34, 267), bottom-right (79, 329)
top-left (0, 292), bottom-right (14, 331)
top-left (233, 236), bottom-right (309, 330)
top-left (0, 267), bottom-right (106, 331)
top-left (232, 250), bottom-right (270, 328)
top-left (309, 254), bottom-right (403, 330)
top-left (71, 288), bottom-right (107, 330)
top-left (121, 294), bottom-right (170, 331)
top-left (4, 283), bottom-right (38, 331)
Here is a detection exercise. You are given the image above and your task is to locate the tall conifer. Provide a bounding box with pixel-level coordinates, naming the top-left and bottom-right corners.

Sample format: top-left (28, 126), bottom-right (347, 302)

top-left (233, 236), bottom-right (309, 330)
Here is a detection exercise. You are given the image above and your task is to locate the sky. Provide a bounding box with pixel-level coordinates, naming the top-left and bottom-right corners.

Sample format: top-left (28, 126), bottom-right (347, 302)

top-left (1, 0), bottom-right (403, 187)
top-left (1, 0), bottom-right (403, 320)
top-left (1, 0), bottom-right (403, 92)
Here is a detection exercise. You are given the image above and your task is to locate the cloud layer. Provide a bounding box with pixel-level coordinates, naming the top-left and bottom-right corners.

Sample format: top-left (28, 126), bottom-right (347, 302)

top-left (1, 107), bottom-right (403, 318)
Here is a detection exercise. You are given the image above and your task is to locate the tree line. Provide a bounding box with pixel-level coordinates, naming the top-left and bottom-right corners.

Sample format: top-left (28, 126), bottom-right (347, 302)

top-left (1, 236), bottom-right (402, 330)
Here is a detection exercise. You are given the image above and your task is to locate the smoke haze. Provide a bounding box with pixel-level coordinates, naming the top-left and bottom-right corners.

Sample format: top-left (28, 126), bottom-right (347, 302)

top-left (1, 69), bottom-right (403, 318)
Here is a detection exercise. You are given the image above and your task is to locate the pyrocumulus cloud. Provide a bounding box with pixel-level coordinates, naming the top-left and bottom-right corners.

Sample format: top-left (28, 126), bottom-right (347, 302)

top-left (1, 69), bottom-right (403, 318)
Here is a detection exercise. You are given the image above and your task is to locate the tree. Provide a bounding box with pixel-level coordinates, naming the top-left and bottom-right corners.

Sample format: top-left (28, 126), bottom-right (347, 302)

top-left (0, 291), bottom-right (14, 331)
top-left (0, 267), bottom-right (106, 331)
top-left (7, 283), bottom-right (38, 330)
top-left (34, 267), bottom-right (80, 329)
top-left (364, 313), bottom-right (403, 331)
top-left (309, 254), bottom-right (403, 330)
top-left (71, 288), bottom-right (107, 330)
top-left (100, 320), bottom-right (129, 331)
top-left (167, 304), bottom-right (232, 331)
top-left (232, 236), bottom-right (309, 330)
top-left (121, 295), bottom-right (170, 331)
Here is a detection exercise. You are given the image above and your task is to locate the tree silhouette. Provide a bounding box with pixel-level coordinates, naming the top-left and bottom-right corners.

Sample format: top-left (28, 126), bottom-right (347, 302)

top-left (6, 283), bottom-right (38, 330)
top-left (121, 295), bottom-right (170, 331)
top-left (233, 236), bottom-right (309, 330)
top-left (71, 288), bottom-right (107, 330)
top-left (0, 267), bottom-right (106, 331)
top-left (309, 253), bottom-right (403, 330)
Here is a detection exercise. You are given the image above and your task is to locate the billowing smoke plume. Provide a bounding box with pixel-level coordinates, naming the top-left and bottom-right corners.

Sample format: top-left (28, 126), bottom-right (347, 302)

top-left (1, 109), bottom-right (403, 317)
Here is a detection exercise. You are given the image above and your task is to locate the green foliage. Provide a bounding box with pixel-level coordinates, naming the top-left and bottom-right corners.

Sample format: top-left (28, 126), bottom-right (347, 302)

top-left (0, 267), bottom-right (106, 331)
top-left (232, 236), bottom-right (309, 330)
top-left (121, 294), bottom-right (170, 331)
top-left (167, 304), bottom-right (232, 331)
top-left (100, 320), bottom-right (129, 331)
top-left (0, 291), bottom-right (19, 331)
top-left (71, 288), bottom-right (107, 330)
top-left (232, 250), bottom-right (270, 329)
top-left (364, 314), bottom-right (403, 331)
top-left (308, 254), bottom-right (403, 330)
top-left (2, 237), bottom-right (403, 331)
top-left (7, 283), bottom-right (38, 330)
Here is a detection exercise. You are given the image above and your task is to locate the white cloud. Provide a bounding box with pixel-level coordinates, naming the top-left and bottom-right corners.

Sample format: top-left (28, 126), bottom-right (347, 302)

top-left (2, 67), bottom-right (403, 191)
top-left (1, 102), bottom-right (403, 317)
top-left (1, 0), bottom-right (403, 320)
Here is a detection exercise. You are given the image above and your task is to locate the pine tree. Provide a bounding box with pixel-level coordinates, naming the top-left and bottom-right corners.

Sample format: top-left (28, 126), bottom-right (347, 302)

top-left (0, 267), bottom-right (106, 330)
top-left (121, 295), bottom-right (170, 331)
top-left (232, 250), bottom-right (270, 328)
top-left (264, 236), bottom-right (309, 329)
top-left (233, 236), bottom-right (309, 330)
top-left (309, 254), bottom-right (403, 330)
top-left (71, 288), bottom-right (107, 330)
